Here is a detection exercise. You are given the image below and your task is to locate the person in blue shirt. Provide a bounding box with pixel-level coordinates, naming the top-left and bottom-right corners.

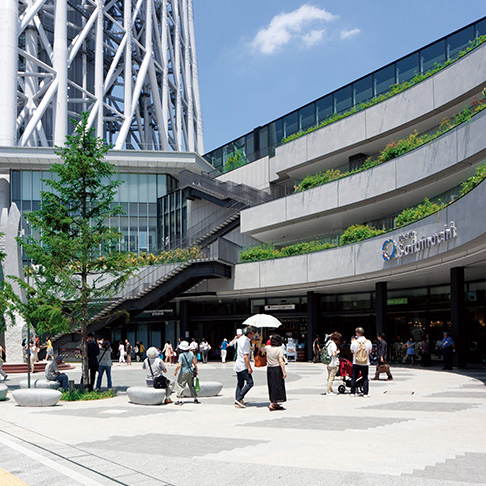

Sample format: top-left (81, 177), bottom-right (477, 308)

top-left (406, 337), bottom-right (416, 365)
top-left (441, 331), bottom-right (455, 370)
top-left (220, 338), bottom-right (228, 363)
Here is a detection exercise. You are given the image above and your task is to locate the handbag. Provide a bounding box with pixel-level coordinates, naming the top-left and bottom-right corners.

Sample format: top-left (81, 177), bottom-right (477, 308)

top-left (378, 363), bottom-right (390, 374)
top-left (147, 358), bottom-right (168, 389)
top-left (195, 377), bottom-right (200, 392)
top-left (254, 348), bottom-right (267, 367)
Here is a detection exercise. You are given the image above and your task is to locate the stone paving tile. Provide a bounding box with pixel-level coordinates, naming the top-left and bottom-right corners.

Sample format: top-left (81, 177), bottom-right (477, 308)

top-left (77, 433), bottom-right (269, 458)
top-left (360, 401), bottom-right (481, 412)
top-left (32, 405), bottom-right (178, 419)
top-left (427, 391), bottom-right (486, 398)
top-left (459, 383), bottom-right (486, 389)
top-left (403, 452), bottom-right (486, 483)
top-left (239, 415), bottom-right (413, 431)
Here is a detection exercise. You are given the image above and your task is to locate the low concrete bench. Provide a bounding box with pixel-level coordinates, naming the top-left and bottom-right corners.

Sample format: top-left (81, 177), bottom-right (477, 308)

top-left (127, 386), bottom-right (167, 406)
top-left (182, 381), bottom-right (223, 397)
top-left (19, 379), bottom-right (60, 390)
top-left (0, 384), bottom-right (7, 401)
top-left (12, 389), bottom-right (62, 407)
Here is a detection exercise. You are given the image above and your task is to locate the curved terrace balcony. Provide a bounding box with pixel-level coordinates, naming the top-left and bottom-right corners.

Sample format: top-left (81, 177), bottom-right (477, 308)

top-left (240, 107), bottom-right (486, 244)
top-left (232, 178), bottom-right (486, 295)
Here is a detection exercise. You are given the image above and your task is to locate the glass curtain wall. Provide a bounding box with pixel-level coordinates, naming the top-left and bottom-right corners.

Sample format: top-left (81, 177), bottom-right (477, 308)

top-left (11, 170), bottom-right (177, 256)
top-left (204, 18), bottom-right (485, 172)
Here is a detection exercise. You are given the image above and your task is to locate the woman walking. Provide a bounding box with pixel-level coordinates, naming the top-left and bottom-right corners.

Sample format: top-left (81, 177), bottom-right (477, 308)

top-left (162, 340), bottom-right (174, 365)
top-left (96, 341), bottom-right (113, 389)
top-left (266, 334), bottom-right (287, 411)
top-left (173, 341), bottom-right (200, 406)
top-left (118, 341), bottom-right (126, 365)
top-left (125, 339), bottom-right (132, 365)
top-left (324, 332), bottom-right (341, 395)
top-left (143, 347), bottom-right (172, 404)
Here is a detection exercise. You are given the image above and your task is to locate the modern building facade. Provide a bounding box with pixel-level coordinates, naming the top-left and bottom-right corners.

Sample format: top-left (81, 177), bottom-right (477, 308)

top-left (102, 17), bottom-right (486, 367)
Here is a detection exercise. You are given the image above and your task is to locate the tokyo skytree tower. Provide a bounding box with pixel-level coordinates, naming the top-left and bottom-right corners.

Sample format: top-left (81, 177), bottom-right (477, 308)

top-left (0, 0), bottom-right (204, 153)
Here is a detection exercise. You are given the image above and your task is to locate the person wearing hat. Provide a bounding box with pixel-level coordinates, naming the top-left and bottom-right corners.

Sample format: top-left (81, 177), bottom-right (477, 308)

top-left (234, 326), bottom-right (257, 408)
top-left (96, 341), bottom-right (113, 390)
top-left (143, 347), bottom-right (173, 403)
top-left (173, 341), bottom-right (200, 405)
top-left (45, 356), bottom-right (69, 389)
top-left (441, 331), bottom-right (455, 370)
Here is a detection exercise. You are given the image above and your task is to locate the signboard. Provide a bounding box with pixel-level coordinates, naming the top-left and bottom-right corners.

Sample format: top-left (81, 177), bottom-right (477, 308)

top-left (387, 297), bottom-right (408, 306)
top-left (382, 221), bottom-right (457, 261)
top-left (264, 304), bottom-right (296, 311)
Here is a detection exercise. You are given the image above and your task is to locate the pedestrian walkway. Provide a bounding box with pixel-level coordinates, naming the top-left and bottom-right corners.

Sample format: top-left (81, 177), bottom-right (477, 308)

top-left (0, 363), bottom-right (485, 486)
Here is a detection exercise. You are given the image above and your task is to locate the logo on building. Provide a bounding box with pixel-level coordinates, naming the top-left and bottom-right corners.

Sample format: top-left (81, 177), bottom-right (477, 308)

top-left (382, 221), bottom-right (457, 261)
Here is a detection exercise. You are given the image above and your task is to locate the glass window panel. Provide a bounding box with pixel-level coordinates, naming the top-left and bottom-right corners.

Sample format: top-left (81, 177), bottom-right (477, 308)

top-left (147, 174), bottom-right (156, 201)
top-left (396, 53), bottom-right (420, 83)
top-left (22, 171), bottom-right (31, 201)
top-left (421, 40), bottom-right (445, 73)
top-left (283, 111), bottom-right (298, 138)
top-left (316, 95), bottom-right (333, 123)
top-left (129, 173), bottom-right (138, 203)
top-left (259, 125), bottom-right (268, 151)
top-left (31, 171), bottom-right (40, 201)
top-left (353, 75), bottom-right (373, 105)
top-left (475, 19), bottom-right (486, 37)
top-left (119, 173), bottom-right (129, 202)
top-left (138, 173), bottom-right (148, 203)
top-left (374, 64), bottom-right (396, 96)
top-left (245, 132), bottom-right (254, 159)
top-left (138, 203), bottom-right (148, 217)
top-left (334, 85), bottom-right (352, 113)
top-left (233, 137), bottom-right (245, 151)
top-left (129, 203), bottom-right (138, 217)
top-left (447, 26), bottom-right (474, 60)
top-left (268, 119), bottom-right (283, 149)
top-left (299, 104), bottom-right (315, 131)
top-left (157, 175), bottom-right (167, 198)
top-left (11, 170), bottom-right (20, 201)
top-left (148, 202), bottom-right (157, 217)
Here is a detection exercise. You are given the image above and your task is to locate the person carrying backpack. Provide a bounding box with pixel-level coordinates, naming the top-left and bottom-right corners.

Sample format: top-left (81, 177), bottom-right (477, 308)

top-left (350, 327), bottom-right (372, 398)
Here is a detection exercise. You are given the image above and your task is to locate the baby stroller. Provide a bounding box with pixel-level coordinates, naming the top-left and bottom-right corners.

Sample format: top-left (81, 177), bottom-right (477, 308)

top-left (337, 357), bottom-right (364, 394)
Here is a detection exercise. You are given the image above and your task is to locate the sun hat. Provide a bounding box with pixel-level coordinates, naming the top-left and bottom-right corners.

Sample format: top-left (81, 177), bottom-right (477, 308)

top-left (146, 347), bottom-right (158, 359)
top-left (179, 340), bottom-right (190, 351)
top-left (236, 329), bottom-right (242, 335)
top-left (54, 355), bottom-right (64, 363)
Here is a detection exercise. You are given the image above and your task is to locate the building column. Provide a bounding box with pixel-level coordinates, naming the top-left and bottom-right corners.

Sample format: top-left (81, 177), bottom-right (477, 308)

top-left (450, 267), bottom-right (466, 368)
top-left (180, 300), bottom-right (190, 340)
top-left (307, 291), bottom-right (319, 361)
top-left (375, 282), bottom-right (388, 339)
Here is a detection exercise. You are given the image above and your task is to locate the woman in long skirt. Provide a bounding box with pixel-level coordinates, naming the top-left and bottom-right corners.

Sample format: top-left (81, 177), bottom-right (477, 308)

top-left (265, 334), bottom-right (287, 411)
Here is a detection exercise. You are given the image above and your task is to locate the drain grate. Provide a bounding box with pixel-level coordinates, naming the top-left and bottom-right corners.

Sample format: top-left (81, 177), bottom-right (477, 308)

top-left (383, 390), bottom-right (415, 395)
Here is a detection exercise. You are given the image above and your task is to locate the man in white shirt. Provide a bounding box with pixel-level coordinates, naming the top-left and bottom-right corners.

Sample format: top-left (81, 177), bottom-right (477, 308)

top-left (350, 327), bottom-right (372, 397)
top-left (234, 326), bottom-right (257, 408)
top-left (45, 356), bottom-right (69, 389)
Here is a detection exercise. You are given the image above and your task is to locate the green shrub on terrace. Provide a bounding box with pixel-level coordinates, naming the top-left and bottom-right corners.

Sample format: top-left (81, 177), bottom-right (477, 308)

top-left (224, 149), bottom-right (247, 173)
top-left (395, 198), bottom-right (447, 228)
top-left (460, 163), bottom-right (486, 196)
top-left (292, 96), bottom-right (486, 194)
top-left (282, 35), bottom-right (486, 146)
top-left (240, 241), bottom-right (334, 262)
top-left (279, 241), bottom-right (334, 256)
top-left (294, 169), bottom-right (344, 192)
top-left (240, 244), bottom-right (280, 262)
top-left (340, 225), bottom-right (385, 245)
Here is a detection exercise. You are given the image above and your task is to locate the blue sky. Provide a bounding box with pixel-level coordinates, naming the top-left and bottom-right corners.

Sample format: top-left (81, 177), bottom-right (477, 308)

top-left (193, 2), bottom-right (486, 154)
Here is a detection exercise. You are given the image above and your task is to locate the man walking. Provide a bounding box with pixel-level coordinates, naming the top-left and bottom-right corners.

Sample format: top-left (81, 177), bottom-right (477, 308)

top-left (372, 333), bottom-right (393, 381)
top-left (234, 326), bottom-right (257, 408)
top-left (350, 327), bottom-right (372, 397)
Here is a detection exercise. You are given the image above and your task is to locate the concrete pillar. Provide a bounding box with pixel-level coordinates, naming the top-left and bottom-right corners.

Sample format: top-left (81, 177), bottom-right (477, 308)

top-left (180, 300), bottom-right (190, 339)
top-left (375, 282), bottom-right (388, 338)
top-left (307, 291), bottom-right (319, 361)
top-left (451, 267), bottom-right (466, 368)
top-left (0, 0), bottom-right (18, 146)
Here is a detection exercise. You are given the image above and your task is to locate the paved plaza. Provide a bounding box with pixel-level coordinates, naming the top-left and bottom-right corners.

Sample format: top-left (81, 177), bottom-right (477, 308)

top-left (0, 362), bottom-right (486, 486)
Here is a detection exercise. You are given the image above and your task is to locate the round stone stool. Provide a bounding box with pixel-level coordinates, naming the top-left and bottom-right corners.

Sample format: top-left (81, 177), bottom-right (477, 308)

top-left (12, 389), bottom-right (62, 407)
top-left (19, 379), bottom-right (60, 389)
top-left (182, 381), bottom-right (223, 397)
top-left (127, 386), bottom-right (166, 405)
top-left (0, 384), bottom-right (8, 401)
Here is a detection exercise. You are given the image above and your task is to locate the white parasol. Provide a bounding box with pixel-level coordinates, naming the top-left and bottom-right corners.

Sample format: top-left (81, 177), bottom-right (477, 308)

top-left (242, 314), bottom-right (282, 329)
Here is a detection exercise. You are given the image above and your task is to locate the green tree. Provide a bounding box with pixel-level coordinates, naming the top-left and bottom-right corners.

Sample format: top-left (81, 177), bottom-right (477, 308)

top-left (12, 114), bottom-right (137, 385)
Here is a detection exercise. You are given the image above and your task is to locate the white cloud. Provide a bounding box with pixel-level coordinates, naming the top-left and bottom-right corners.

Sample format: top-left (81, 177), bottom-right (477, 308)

top-left (302, 29), bottom-right (325, 47)
top-left (340, 28), bottom-right (360, 40)
top-left (251, 4), bottom-right (338, 54)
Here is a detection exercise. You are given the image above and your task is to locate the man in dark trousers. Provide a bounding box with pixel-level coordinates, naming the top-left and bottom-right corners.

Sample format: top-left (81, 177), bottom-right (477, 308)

top-left (87, 333), bottom-right (99, 391)
top-left (372, 333), bottom-right (393, 381)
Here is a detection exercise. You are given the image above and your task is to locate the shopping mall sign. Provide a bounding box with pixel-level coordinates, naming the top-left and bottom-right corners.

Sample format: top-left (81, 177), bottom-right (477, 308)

top-left (382, 221), bottom-right (457, 261)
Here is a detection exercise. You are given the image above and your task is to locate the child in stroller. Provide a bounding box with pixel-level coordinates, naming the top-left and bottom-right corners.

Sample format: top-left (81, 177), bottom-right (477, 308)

top-left (337, 357), bottom-right (364, 394)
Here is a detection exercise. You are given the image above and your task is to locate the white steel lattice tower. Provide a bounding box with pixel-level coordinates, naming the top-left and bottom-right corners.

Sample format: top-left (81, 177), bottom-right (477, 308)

top-left (0, 0), bottom-right (204, 153)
